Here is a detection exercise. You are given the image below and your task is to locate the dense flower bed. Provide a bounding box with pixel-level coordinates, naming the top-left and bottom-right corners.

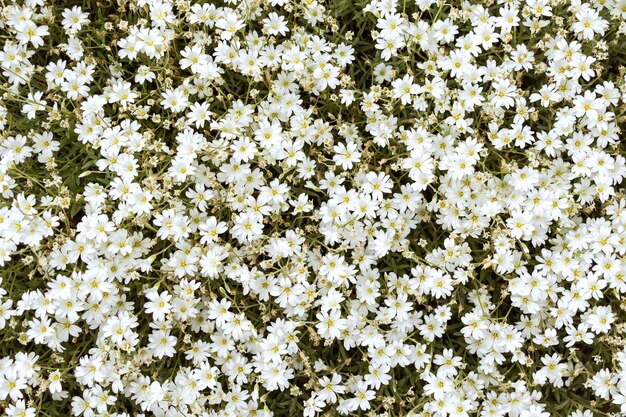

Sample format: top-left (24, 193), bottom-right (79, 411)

top-left (0, 0), bottom-right (626, 416)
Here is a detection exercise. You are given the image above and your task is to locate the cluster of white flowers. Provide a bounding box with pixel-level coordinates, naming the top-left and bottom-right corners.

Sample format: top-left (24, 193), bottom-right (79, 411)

top-left (0, 0), bottom-right (626, 416)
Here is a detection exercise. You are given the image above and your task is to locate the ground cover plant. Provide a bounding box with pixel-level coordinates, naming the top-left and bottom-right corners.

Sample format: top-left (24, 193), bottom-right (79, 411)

top-left (1, 0), bottom-right (626, 416)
